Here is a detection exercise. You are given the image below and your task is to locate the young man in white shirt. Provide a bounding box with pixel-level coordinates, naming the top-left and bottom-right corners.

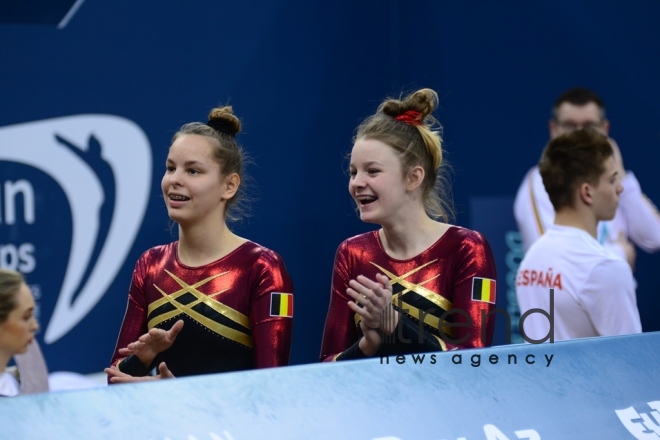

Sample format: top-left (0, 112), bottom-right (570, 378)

top-left (516, 129), bottom-right (642, 342)
top-left (513, 87), bottom-right (660, 268)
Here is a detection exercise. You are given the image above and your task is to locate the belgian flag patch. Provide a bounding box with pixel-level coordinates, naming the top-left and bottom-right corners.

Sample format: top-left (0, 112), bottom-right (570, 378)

top-left (471, 277), bottom-right (496, 304)
top-left (270, 292), bottom-right (293, 317)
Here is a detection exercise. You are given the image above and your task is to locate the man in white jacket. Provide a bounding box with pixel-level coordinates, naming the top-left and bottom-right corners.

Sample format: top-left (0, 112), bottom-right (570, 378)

top-left (516, 130), bottom-right (641, 342)
top-left (513, 87), bottom-right (660, 268)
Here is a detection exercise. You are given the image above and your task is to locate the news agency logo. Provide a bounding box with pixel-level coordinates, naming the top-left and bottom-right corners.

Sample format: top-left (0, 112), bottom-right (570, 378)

top-left (378, 288), bottom-right (558, 348)
top-left (616, 401), bottom-right (660, 439)
top-left (0, 115), bottom-right (151, 343)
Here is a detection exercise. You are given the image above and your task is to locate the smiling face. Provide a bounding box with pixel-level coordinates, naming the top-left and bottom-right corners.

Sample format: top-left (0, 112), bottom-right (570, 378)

top-left (0, 283), bottom-right (38, 358)
top-left (348, 138), bottom-right (411, 225)
top-left (161, 134), bottom-right (232, 227)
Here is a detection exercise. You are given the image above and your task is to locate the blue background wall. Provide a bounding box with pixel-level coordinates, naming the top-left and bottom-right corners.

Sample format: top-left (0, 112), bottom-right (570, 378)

top-left (1, 1), bottom-right (659, 373)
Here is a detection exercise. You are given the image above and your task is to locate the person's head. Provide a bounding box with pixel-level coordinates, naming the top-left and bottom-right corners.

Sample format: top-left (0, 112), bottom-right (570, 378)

top-left (0, 269), bottom-right (38, 362)
top-left (549, 87), bottom-right (609, 139)
top-left (539, 130), bottom-right (622, 221)
top-left (348, 88), bottom-right (452, 225)
top-left (162, 106), bottom-right (248, 227)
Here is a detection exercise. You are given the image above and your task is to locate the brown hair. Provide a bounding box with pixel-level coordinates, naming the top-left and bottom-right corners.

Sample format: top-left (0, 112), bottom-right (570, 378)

top-left (355, 88), bottom-right (454, 221)
top-left (172, 106), bottom-right (250, 222)
top-left (553, 87), bottom-right (606, 120)
top-left (0, 269), bottom-right (24, 324)
top-left (539, 129), bottom-right (613, 211)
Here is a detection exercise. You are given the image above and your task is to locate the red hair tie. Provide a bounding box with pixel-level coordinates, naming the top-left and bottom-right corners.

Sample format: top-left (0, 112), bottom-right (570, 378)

top-left (394, 110), bottom-right (423, 126)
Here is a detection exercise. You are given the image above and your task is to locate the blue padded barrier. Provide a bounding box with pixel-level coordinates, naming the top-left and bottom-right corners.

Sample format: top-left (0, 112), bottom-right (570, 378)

top-left (2, 332), bottom-right (659, 439)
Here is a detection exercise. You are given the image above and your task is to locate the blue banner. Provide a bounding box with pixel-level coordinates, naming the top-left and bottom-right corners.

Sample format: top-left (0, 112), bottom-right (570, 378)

top-left (1, 333), bottom-right (659, 439)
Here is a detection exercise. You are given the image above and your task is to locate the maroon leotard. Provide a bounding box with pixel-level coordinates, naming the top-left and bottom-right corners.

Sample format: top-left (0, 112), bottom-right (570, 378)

top-left (320, 226), bottom-right (496, 361)
top-left (110, 240), bottom-right (294, 377)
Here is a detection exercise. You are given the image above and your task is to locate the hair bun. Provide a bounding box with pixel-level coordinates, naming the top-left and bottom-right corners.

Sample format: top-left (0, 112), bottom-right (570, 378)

top-left (405, 88), bottom-right (438, 119)
top-left (380, 99), bottom-right (407, 118)
top-left (379, 88), bottom-right (438, 120)
top-left (207, 106), bottom-right (241, 137)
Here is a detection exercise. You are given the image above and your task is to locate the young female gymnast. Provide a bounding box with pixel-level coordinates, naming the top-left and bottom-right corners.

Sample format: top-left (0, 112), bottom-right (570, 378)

top-left (320, 89), bottom-right (496, 361)
top-left (107, 106), bottom-right (294, 381)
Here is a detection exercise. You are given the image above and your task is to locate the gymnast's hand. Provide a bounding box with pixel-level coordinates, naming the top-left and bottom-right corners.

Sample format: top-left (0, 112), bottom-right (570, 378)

top-left (104, 362), bottom-right (175, 383)
top-left (358, 319), bottom-right (382, 356)
top-left (346, 273), bottom-right (399, 336)
top-left (117, 319), bottom-right (184, 367)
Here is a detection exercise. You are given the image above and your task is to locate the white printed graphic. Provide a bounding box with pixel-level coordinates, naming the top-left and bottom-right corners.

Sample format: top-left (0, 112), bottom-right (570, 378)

top-left (484, 424), bottom-right (540, 440)
top-left (616, 401), bottom-right (660, 439)
top-left (0, 115), bottom-right (151, 343)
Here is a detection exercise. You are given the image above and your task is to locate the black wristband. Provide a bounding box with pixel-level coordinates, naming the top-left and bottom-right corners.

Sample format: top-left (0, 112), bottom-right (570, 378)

top-left (335, 339), bottom-right (370, 361)
top-left (118, 355), bottom-right (157, 377)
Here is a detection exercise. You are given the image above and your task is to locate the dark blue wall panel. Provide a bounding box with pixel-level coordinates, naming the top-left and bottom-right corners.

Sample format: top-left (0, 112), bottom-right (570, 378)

top-left (1, 1), bottom-right (658, 374)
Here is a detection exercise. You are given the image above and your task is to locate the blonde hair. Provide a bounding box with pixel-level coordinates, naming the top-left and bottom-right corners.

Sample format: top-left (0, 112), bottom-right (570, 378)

top-left (355, 88), bottom-right (454, 221)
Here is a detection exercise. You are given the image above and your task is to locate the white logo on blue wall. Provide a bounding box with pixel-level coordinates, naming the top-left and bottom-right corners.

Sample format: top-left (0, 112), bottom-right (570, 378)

top-left (0, 115), bottom-right (152, 343)
top-left (616, 401), bottom-right (660, 439)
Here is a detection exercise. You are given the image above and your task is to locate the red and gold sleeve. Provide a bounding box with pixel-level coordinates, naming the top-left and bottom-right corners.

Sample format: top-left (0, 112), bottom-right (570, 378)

top-left (319, 240), bottom-right (362, 362)
top-left (109, 256), bottom-right (149, 374)
top-left (448, 230), bottom-right (497, 349)
top-left (250, 249), bottom-right (294, 368)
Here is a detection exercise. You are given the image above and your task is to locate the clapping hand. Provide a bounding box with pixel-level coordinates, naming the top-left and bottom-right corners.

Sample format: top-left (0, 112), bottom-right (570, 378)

top-left (346, 273), bottom-right (399, 355)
